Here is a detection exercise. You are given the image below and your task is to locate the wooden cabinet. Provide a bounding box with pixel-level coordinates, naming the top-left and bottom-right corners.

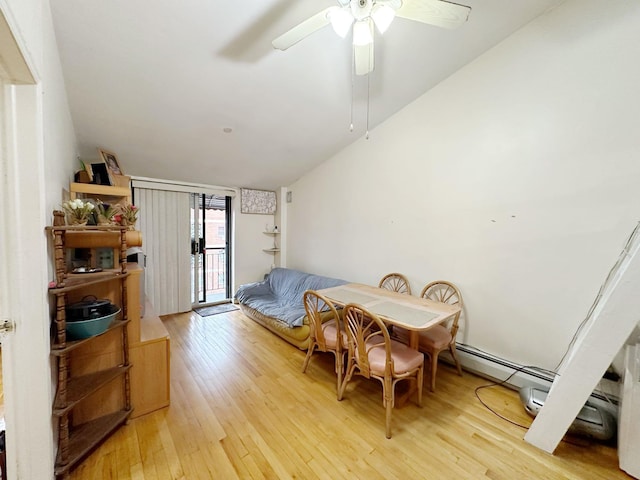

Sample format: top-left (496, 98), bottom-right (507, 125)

top-left (47, 225), bottom-right (132, 479)
top-left (129, 294), bottom-right (171, 417)
top-left (71, 265), bottom-right (171, 420)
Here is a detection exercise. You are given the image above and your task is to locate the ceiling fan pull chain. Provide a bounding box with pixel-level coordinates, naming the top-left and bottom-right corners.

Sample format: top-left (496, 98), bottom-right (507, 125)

top-left (366, 69), bottom-right (370, 139)
top-left (350, 46), bottom-right (355, 132)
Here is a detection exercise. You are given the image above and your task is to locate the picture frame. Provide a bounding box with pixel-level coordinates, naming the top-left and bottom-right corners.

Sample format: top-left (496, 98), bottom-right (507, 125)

top-left (240, 188), bottom-right (277, 214)
top-left (90, 162), bottom-right (113, 186)
top-left (98, 148), bottom-right (124, 176)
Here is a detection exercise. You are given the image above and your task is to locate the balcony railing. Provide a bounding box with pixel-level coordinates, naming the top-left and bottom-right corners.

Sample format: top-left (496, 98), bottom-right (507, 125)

top-left (193, 247), bottom-right (226, 302)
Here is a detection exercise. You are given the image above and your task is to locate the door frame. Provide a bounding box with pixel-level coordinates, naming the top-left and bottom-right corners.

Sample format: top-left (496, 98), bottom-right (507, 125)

top-left (191, 193), bottom-right (233, 306)
top-left (0, 6), bottom-right (55, 479)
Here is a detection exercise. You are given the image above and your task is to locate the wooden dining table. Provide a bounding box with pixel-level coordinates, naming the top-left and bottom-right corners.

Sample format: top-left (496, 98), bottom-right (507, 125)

top-left (318, 282), bottom-right (461, 349)
top-left (317, 282), bottom-right (461, 404)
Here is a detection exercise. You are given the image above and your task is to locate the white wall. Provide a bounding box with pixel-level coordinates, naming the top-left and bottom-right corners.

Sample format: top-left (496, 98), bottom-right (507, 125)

top-left (42, 1), bottom-right (78, 210)
top-left (0, 0), bottom-right (78, 478)
top-left (286, 0), bottom-right (640, 371)
top-left (233, 207), bottom-right (279, 288)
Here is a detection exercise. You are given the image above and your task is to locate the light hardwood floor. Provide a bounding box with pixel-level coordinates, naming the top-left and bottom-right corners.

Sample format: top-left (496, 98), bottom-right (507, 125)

top-left (69, 310), bottom-right (629, 479)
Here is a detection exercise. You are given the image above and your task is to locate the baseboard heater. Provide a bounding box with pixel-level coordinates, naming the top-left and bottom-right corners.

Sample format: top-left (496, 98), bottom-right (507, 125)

top-left (455, 343), bottom-right (554, 390)
top-left (455, 343), bottom-right (617, 404)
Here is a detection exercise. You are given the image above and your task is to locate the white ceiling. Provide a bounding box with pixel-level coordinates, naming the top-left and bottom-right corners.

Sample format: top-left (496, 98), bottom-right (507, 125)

top-left (50, 0), bottom-right (564, 190)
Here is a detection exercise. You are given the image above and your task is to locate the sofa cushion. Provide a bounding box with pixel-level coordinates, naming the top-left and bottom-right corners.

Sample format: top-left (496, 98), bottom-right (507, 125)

top-left (235, 268), bottom-right (347, 327)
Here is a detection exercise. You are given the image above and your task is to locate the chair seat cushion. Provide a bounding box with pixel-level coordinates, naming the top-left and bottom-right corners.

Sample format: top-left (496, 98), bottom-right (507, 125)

top-left (322, 320), bottom-right (346, 349)
top-left (419, 325), bottom-right (452, 350)
top-left (366, 336), bottom-right (424, 376)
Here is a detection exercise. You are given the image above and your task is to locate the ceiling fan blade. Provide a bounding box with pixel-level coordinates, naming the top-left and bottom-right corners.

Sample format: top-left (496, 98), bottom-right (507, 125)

top-left (354, 42), bottom-right (374, 76)
top-left (396, 0), bottom-right (470, 29)
top-left (272, 7), bottom-right (334, 51)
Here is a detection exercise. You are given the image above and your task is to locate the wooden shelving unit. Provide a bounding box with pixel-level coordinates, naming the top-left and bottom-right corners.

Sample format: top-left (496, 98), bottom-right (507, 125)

top-left (47, 224), bottom-right (132, 479)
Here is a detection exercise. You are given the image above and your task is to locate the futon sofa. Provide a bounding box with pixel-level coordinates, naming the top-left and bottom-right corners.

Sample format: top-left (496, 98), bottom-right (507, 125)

top-left (235, 267), bottom-right (347, 349)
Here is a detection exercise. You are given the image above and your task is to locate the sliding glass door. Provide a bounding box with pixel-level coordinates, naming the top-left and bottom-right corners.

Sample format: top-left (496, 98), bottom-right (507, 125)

top-left (191, 193), bottom-right (232, 306)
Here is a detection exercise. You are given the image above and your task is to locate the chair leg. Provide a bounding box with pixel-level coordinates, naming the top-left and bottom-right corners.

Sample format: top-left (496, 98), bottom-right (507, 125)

top-left (430, 351), bottom-right (439, 392)
top-left (450, 343), bottom-right (463, 376)
top-left (338, 360), bottom-right (355, 401)
top-left (384, 376), bottom-right (393, 439)
top-left (334, 351), bottom-right (344, 400)
top-left (416, 365), bottom-right (424, 407)
top-left (301, 342), bottom-right (316, 373)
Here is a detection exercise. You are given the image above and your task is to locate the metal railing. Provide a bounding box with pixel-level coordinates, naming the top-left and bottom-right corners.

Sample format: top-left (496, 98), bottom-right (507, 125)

top-left (195, 247), bottom-right (226, 300)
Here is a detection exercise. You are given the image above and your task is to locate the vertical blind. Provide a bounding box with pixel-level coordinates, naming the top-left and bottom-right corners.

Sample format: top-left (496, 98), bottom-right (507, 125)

top-left (135, 188), bottom-right (191, 315)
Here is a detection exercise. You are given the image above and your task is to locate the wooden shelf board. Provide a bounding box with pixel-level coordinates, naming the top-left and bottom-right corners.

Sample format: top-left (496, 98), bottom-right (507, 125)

top-left (51, 319), bottom-right (130, 355)
top-left (54, 409), bottom-right (132, 476)
top-left (69, 182), bottom-right (131, 198)
top-left (263, 248), bottom-right (280, 253)
top-left (63, 230), bottom-right (123, 248)
top-left (140, 315), bottom-right (170, 343)
top-left (49, 271), bottom-right (129, 293)
top-left (53, 364), bottom-right (132, 415)
top-left (263, 231), bottom-right (280, 235)
top-left (46, 225), bottom-right (129, 232)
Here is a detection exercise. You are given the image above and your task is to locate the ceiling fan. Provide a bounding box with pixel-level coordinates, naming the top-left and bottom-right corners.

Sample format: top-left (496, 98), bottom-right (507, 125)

top-left (272, 0), bottom-right (471, 75)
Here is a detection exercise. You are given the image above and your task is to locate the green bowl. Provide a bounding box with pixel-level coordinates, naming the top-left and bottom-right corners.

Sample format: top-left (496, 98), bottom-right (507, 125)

top-left (65, 305), bottom-right (120, 340)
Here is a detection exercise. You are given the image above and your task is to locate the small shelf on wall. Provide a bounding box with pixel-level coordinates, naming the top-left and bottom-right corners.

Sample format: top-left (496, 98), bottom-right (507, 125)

top-left (263, 248), bottom-right (280, 253)
top-left (69, 182), bottom-right (131, 205)
top-left (263, 231), bottom-right (280, 236)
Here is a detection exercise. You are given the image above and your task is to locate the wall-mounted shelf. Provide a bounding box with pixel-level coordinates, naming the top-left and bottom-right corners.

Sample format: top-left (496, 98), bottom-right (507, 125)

top-left (263, 231), bottom-right (280, 236)
top-left (69, 182), bottom-right (131, 205)
top-left (263, 248), bottom-right (280, 253)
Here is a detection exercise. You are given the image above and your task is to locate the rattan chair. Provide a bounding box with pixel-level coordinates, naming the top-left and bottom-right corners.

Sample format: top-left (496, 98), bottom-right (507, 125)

top-left (302, 290), bottom-right (346, 397)
top-left (338, 303), bottom-right (424, 438)
top-left (418, 281), bottom-right (463, 391)
top-left (378, 273), bottom-right (412, 295)
top-left (380, 273), bottom-right (411, 341)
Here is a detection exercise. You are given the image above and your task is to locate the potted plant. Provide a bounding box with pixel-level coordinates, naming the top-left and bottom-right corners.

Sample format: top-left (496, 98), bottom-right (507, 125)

top-left (61, 199), bottom-right (94, 226)
top-left (95, 200), bottom-right (117, 226)
top-left (114, 203), bottom-right (139, 229)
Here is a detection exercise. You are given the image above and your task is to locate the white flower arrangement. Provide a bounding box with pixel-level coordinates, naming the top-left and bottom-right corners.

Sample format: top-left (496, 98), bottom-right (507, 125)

top-left (62, 198), bottom-right (95, 225)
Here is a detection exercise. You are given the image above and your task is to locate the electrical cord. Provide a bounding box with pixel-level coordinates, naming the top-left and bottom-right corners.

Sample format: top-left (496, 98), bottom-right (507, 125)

top-left (474, 365), bottom-right (615, 449)
top-left (474, 365), bottom-right (544, 430)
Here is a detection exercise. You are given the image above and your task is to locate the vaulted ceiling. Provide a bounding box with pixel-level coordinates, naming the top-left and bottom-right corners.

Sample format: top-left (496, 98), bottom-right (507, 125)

top-left (51, 0), bottom-right (564, 190)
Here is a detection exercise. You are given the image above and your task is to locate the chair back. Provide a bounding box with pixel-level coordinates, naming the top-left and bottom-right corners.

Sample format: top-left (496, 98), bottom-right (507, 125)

top-left (303, 290), bottom-right (342, 351)
top-left (378, 273), bottom-right (412, 295)
top-left (420, 280), bottom-right (463, 337)
top-left (343, 303), bottom-right (391, 379)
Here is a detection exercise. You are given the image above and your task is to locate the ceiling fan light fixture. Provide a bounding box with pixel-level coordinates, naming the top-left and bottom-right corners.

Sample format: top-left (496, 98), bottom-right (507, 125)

top-left (371, 4), bottom-right (395, 34)
top-left (329, 8), bottom-right (354, 38)
top-left (353, 19), bottom-right (373, 46)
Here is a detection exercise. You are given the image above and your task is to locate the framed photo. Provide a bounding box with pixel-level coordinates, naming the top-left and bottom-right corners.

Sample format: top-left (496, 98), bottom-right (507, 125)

top-left (240, 188), bottom-right (276, 214)
top-left (90, 162), bottom-right (113, 186)
top-left (98, 148), bottom-right (124, 176)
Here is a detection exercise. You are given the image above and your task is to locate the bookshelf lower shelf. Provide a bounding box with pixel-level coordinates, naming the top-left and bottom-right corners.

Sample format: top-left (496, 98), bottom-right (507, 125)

top-left (54, 409), bottom-right (132, 476)
top-left (53, 365), bottom-right (132, 415)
